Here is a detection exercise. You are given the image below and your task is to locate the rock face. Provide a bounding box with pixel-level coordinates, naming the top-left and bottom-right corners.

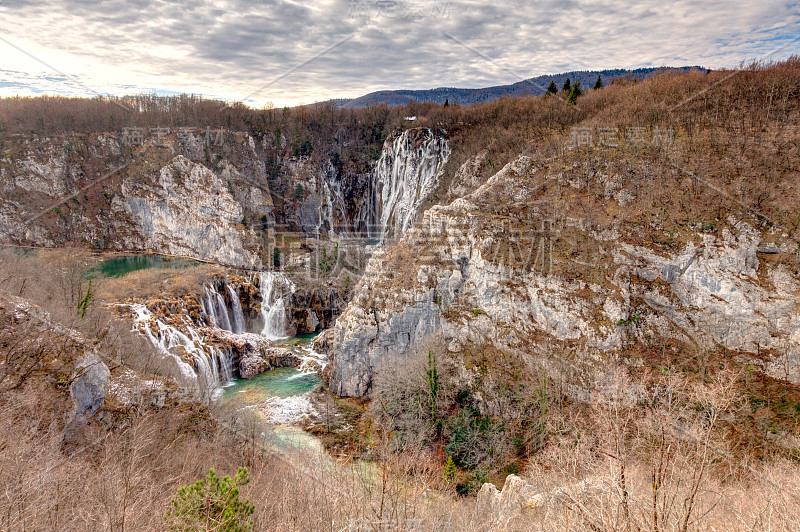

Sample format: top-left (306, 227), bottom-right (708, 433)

top-left (330, 252), bottom-right (442, 395)
top-left (70, 352), bottom-right (111, 419)
top-left (330, 155), bottom-right (800, 397)
top-left (287, 287), bottom-right (344, 335)
top-left (0, 133), bottom-right (267, 264)
top-left (116, 156), bottom-right (259, 266)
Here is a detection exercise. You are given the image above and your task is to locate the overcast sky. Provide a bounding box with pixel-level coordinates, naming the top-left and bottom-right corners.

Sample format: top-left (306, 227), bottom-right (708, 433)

top-left (0, 0), bottom-right (798, 107)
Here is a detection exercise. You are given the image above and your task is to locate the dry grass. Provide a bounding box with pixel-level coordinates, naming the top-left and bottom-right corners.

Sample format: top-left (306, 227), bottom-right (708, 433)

top-left (93, 263), bottom-right (222, 304)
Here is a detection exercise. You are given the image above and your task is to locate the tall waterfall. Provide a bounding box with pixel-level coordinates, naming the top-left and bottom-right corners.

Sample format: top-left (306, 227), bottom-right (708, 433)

top-left (259, 272), bottom-right (295, 340)
top-left (311, 128), bottom-right (449, 240)
top-left (373, 128), bottom-right (450, 242)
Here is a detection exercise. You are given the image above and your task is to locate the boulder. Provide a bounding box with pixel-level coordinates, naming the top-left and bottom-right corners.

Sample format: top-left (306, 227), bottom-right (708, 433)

top-left (476, 473), bottom-right (608, 528)
top-left (240, 347), bottom-right (301, 379)
top-left (70, 352), bottom-right (110, 419)
top-left (64, 352), bottom-right (110, 444)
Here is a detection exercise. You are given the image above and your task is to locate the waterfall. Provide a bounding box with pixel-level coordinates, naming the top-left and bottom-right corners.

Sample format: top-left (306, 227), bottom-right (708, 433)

top-left (227, 284), bottom-right (246, 333)
top-left (202, 287), bottom-right (218, 325)
top-left (203, 283), bottom-right (242, 333)
top-left (214, 292), bottom-right (232, 331)
top-left (309, 129), bottom-right (447, 239)
top-left (373, 128), bottom-right (450, 242)
top-left (131, 303), bottom-right (234, 400)
top-left (259, 271), bottom-right (295, 340)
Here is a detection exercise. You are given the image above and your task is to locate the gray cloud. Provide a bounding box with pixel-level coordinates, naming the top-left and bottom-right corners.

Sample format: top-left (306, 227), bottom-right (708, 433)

top-left (0, 0), bottom-right (798, 105)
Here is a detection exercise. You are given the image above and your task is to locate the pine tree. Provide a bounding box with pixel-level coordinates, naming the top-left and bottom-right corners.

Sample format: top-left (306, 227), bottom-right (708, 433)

top-left (165, 468), bottom-right (255, 532)
top-left (272, 246), bottom-right (281, 269)
top-left (593, 74), bottom-right (603, 90)
top-left (443, 98), bottom-right (449, 107)
top-left (562, 78), bottom-right (571, 93)
top-left (567, 81), bottom-right (583, 105)
top-left (546, 80), bottom-right (557, 95)
top-left (443, 455), bottom-right (457, 482)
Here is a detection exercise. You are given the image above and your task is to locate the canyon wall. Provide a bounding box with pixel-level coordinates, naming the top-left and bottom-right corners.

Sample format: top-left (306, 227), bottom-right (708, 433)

top-left (0, 127), bottom-right (448, 265)
top-left (329, 156), bottom-right (800, 396)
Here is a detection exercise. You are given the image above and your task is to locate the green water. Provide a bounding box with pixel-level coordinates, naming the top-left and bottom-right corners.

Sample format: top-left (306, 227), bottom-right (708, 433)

top-left (221, 367), bottom-right (320, 404)
top-left (275, 331), bottom-right (321, 349)
top-left (90, 254), bottom-right (200, 277)
top-left (217, 325), bottom-right (325, 451)
top-left (218, 368), bottom-right (323, 451)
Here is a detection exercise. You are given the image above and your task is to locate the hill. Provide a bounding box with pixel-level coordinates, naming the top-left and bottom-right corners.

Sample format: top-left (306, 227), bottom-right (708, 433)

top-left (329, 66), bottom-right (703, 108)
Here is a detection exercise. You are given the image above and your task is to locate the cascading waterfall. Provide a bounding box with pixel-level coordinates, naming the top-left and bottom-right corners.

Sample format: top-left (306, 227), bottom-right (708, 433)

top-left (259, 271), bottom-right (295, 340)
top-left (131, 303), bottom-right (234, 399)
top-left (203, 282), bottom-right (245, 333)
top-left (227, 284), bottom-right (246, 334)
top-left (202, 286), bottom-right (218, 325)
top-left (214, 291), bottom-right (233, 331)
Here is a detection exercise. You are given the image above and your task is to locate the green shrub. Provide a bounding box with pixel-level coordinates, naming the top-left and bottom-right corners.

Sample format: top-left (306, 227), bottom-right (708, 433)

top-left (444, 408), bottom-right (505, 470)
top-left (442, 455), bottom-right (457, 483)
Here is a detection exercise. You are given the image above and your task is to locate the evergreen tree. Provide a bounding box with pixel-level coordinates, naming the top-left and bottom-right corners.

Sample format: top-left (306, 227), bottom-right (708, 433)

top-left (443, 98), bottom-right (449, 107)
top-left (443, 455), bottom-right (457, 482)
top-left (76, 280), bottom-right (93, 318)
top-left (567, 81), bottom-right (583, 105)
top-left (562, 78), bottom-right (571, 93)
top-left (593, 74), bottom-right (603, 90)
top-left (546, 80), bottom-right (557, 95)
top-left (165, 468), bottom-right (254, 532)
top-left (272, 246), bottom-right (281, 269)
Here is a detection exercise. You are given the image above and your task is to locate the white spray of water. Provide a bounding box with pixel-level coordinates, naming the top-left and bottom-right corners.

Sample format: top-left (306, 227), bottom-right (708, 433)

top-left (373, 128), bottom-right (450, 242)
top-left (259, 272), bottom-right (295, 340)
top-left (227, 284), bottom-right (246, 334)
top-left (214, 292), bottom-right (232, 331)
top-left (131, 303), bottom-right (233, 400)
top-left (203, 282), bottom-right (247, 334)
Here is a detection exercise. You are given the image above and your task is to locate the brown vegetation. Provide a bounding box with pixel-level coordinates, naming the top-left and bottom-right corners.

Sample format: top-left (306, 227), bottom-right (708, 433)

top-left (2, 58), bottom-right (800, 530)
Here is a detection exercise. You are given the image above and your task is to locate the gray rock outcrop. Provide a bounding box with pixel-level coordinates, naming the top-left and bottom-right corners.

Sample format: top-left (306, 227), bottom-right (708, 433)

top-left (202, 327), bottom-right (301, 379)
top-left (70, 352), bottom-right (111, 419)
top-left (476, 474), bottom-right (606, 529)
top-left (116, 155), bottom-right (259, 267)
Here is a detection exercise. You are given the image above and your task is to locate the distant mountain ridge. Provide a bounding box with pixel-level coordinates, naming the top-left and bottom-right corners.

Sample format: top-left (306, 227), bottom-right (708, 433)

top-left (324, 66), bottom-right (704, 108)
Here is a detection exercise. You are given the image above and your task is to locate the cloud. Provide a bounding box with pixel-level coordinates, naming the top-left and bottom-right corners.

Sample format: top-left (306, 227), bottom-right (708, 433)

top-left (0, 0), bottom-right (798, 106)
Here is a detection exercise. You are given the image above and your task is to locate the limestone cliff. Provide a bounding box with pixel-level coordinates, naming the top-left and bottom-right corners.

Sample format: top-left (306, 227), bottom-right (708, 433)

top-left (330, 155), bottom-right (800, 396)
top-left (0, 132), bottom-right (267, 265)
top-left (115, 155), bottom-right (258, 266)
